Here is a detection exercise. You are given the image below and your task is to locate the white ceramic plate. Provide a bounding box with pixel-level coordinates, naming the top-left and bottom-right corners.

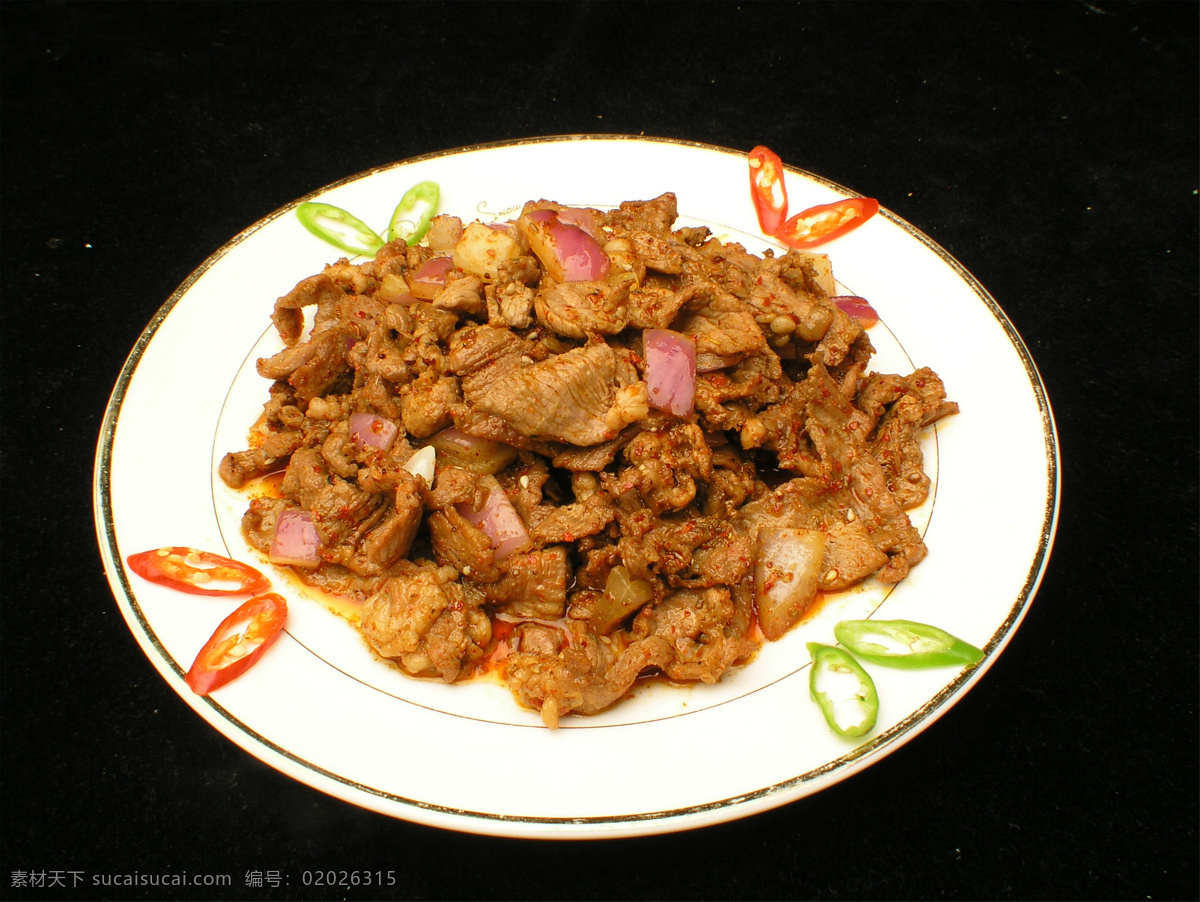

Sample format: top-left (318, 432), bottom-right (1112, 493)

top-left (94, 136), bottom-right (1058, 839)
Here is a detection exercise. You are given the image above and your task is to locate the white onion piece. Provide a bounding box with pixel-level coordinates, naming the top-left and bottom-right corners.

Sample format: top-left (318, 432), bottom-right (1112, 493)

top-left (590, 564), bottom-right (655, 634)
top-left (378, 272), bottom-right (417, 305)
top-left (456, 485), bottom-right (529, 561)
top-left (269, 509), bottom-right (321, 569)
top-left (428, 427), bottom-right (517, 474)
top-left (643, 328), bottom-right (697, 416)
top-left (754, 527), bottom-right (826, 641)
top-left (524, 210), bottom-right (610, 282)
top-left (348, 412), bottom-right (399, 452)
top-left (403, 445), bottom-right (436, 484)
top-left (407, 256), bottom-right (453, 300)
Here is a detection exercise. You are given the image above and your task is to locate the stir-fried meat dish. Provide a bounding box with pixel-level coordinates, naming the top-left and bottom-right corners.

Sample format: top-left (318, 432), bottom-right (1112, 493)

top-left (220, 193), bottom-right (957, 727)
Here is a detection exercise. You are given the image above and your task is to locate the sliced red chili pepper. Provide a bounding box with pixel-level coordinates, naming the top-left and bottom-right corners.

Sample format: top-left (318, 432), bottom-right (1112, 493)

top-left (775, 197), bottom-right (880, 249)
top-left (185, 593), bottom-right (288, 695)
top-left (126, 547), bottom-right (271, 597)
top-left (748, 145), bottom-right (789, 236)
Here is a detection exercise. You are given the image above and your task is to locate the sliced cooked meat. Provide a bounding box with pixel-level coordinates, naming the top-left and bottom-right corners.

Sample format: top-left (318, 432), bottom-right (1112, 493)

top-left (222, 190), bottom-right (957, 727)
top-left (462, 340), bottom-right (638, 446)
top-left (533, 280), bottom-right (630, 337)
top-left (484, 547), bottom-right (570, 619)
top-left (527, 501), bottom-right (616, 546)
top-left (360, 565), bottom-right (491, 682)
top-left (674, 280), bottom-right (767, 359)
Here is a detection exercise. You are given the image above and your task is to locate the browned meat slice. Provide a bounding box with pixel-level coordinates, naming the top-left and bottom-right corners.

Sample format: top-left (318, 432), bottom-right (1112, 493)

top-left (312, 293), bottom-right (389, 341)
top-left (483, 255), bottom-right (540, 329)
top-left (505, 629), bottom-right (675, 728)
top-left (603, 192), bottom-right (678, 234)
top-left (426, 507), bottom-right (501, 583)
top-left (607, 422), bottom-right (714, 514)
top-left (615, 510), bottom-right (735, 586)
top-left (400, 372), bottom-right (460, 438)
top-left (739, 363), bottom-right (838, 476)
top-left (425, 463), bottom-right (491, 512)
top-left (627, 228), bottom-right (683, 275)
top-left (279, 447), bottom-right (329, 508)
top-left (449, 406), bottom-right (541, 452)
top-left (804, 366), bottom-right (928, 584)
top-left (357, 307), bottom-right (415, 386)
top-left (257, 341), bottom-right (323, 382)
top-left (319, 426), bottom-right (358, 479)
top-left (462, 341), bottom-right (638, 446)
top-left (862, 367), bottom-right (959, 509)
top-left (681, 237), bottom-right (764, 301)
top-left (527, 501), bottom-right (616, 546)
top-left (310, 478), bottom-right (386, 549)
top-left (533, 280), bottom-right (630, 337)
top-left (701, 445), bottom-right (758, 517)
top-left (685, 526), bottom-right (756, 588)
top-left (693, 351), bottom-right (787, 433)
top-left (673, 281), bottom-right (767, 360)
top-left (432, 274), bottom-right (485, 316)
top-left (809, 299), bottom-right (865, 368)
top-left (746, 270), bottom-right (833, 342)
top-left (355, 438), bottom-right (421, 495)
top-left (484, 547), bottom-right (570, 619)
top-left (271, 269), bottom-right (344, 346)
top-left (354, 475), bottom-right (424, 573)
top-left (775, 249), bottom-right (837, 299)
top-left (626, 284), bottom-right (687, 330)
top-left (241, 496), bottom-right (287, 553)
top-left (855, 371), bottom-right (906, 429)
top-left (359, 565), bottom-right (491, 682)
top-left (548, 427), bottom-right (638, 471)
top-left (280, 447), bottom-right (384, 548)
top-left (820, 520), bottom-right (889, 591)
top-left (446, 323), bottom-right (530, 375)
top-left (630, 587), bottom-right (757, 684)
top-left (287, 327), bottom-right (354, 402)
top-left (218, 428), bottom-right (305, 488)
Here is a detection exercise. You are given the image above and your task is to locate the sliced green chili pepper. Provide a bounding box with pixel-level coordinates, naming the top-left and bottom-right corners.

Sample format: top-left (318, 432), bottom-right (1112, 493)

top-left (833, 619), bottom-right (984, 669)
top-left (296, 202), bottom-right (385, 257)
top-left (807, 642), bottom-right (878, 738)
top-left (388, 180), bottom-right (440, 245)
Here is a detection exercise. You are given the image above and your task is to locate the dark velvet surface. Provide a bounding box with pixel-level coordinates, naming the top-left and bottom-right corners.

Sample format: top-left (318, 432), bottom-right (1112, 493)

top-left (2, 2), bottom-right (1196, 899)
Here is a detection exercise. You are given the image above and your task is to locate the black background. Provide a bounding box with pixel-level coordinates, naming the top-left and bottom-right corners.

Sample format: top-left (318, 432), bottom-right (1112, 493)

top-left (2, 2), bottom-right (1196, 900)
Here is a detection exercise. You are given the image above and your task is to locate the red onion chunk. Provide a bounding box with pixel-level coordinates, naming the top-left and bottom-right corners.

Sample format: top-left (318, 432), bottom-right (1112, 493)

top-left (644, 328), bottom-right (697, 416)
top-left (456, 485), bottom-right (530, 561)
top-left (524, 211), bottom-right (610, 282)
top-left (270, 509), bottom-right (321, 569)
top-left (348, 412), bottom-right (399, 452)
top-left (554, 207), bottom-right (605, 244)
top-left (832, 295), bottom-right (879, 327)
top-left (407, 256), bottom-right (454, 300)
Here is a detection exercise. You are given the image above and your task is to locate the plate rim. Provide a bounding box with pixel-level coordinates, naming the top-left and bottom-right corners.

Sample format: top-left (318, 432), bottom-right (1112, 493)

top-left (92, 133), bottom-right (1061, 839)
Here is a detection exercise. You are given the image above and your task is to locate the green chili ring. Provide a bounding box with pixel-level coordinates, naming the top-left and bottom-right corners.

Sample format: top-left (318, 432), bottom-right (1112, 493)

top-left (833, 619), bottom-right (985, 669)
top-left (296, 202), bottom-right (385, 257)
top-left (388, 180), bottom-right (440, 245)
top-left (807, 642), bottom-right (879, 738)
